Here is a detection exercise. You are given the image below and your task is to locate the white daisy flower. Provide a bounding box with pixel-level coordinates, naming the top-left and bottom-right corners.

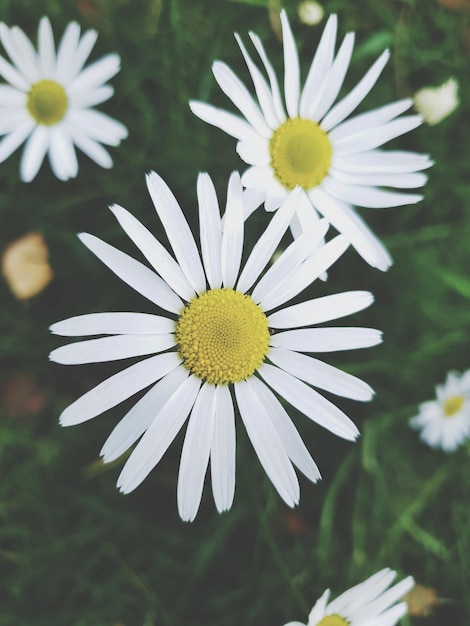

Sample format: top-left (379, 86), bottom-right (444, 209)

top-left (284, 568), bottom-right (415, 626)
top-left (50, 171), bottom-right (382, 522)
top-left (189, 11), bottom-right (433, 271)
top-left (410, 370), bottom-right (470, 452)
top-left (413, 77), bottom-right (459, 126)
top-left (0, 16), bottom-right (128, 182)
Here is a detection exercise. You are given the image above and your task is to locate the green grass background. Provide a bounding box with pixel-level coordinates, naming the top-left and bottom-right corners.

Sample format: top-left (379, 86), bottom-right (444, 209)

top-left (0, 0), bottom-right (469, 624)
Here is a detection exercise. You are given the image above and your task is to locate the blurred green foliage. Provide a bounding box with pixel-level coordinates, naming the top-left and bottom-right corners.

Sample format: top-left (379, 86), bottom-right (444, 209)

top-left (0, 0), bottom-right (469, 624)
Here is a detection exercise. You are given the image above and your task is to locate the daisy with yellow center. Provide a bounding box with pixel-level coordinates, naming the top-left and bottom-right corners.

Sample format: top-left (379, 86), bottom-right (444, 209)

top-left (50, 171), bottom-right (382, 521)
top-left (190, 10), bottom-right (433, 271)
top-left (0, 17), bottom-right (127, 181)
top-left (284, 568), bottom-right (414, 626)
top-left (410, 370), bottom-right (470, 452)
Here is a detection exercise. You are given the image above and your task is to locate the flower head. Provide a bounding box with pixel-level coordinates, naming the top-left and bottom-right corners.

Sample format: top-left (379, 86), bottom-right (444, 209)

top-left (0, 17), bottom-right (127, 181)
top-left (190, 11), bottom-right (433, 271)
top-left (284, 568), bottom-right (414, 626)
top-left (50, 171), bottom-right (381, 521)
top-left (413, 77), bottom-right (459, 126)
top-left (410, 370), bottom-right (470, 452)
top-left (2, 232), bottom-right (53, 299)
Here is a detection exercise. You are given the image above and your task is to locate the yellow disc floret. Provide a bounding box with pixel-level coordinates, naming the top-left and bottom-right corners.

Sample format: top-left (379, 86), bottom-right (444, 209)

top-left (270, 117), bottom-right (332, 190)
top-left (317, 615), bottom-right (350, 626)
top-left (27, 80), bottom-right (68, 126)
top-left (443, 395), bottom-right (465, 417)
top-left (175, 288), bottom-right (270, 385)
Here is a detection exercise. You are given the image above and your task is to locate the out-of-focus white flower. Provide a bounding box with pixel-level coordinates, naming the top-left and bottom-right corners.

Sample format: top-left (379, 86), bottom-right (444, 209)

top-left (298, 1), bottom-right (324, 26)
top-left (410, 370), bottom-right (470, 452)
top-left (2, 232), bottom-right (53, 299)
top-left (413, 78), bottom-right (459, 126)
top-left (284, 568), bottom-right (415, 626)
top-left (0, 17), bottom-right (127, 181)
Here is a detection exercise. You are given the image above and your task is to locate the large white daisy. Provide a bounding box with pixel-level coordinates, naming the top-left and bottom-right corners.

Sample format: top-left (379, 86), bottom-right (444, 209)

top-left (284, 568), bottom-right (415, 626)
top-left (50, 171), bottom-right (381, 521)
top-left (190, 11), bottom-right (433, 271)
top-left (410, 370), bottom-right (470, 452)
top-left (0, 17), bottom-right (128, 182)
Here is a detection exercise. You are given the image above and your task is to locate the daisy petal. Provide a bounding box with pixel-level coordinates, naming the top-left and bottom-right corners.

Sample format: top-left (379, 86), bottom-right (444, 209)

top-left (268, 290), bottom-right (374, 328)
top-left (68, 126), bottom-right (113, 168)
top-left (248, 31), bottom-right (286, 122)
top-left (59, 352), bottom-right (180, 426)
top-left (0, 84), bottom-right (27, 106)
top-left (258, 362), bottom-right (359, 440)
top-left (0, 118), bottom-right (35, 163)
top-left (117, 374), bottom-right (201, 494)
top-left (323, 178), bottom-right (423, 208)
top-left (68, 53), bottom-right (120, 93)
top-left (0, 24), bottom-right (38, 83)
top-left (78, 233), bottom-right (184, 313)
top-left (109, 204), bottom-right (195, 301)
top-left (178, 383), bottom-right (216, 521)
top-left (235, 378), bottom-right (300, 506)
top-left (221, 172), bottom-right (244, 288)
top-left (20, 125), bottom-right (50, 182)
top-left (67, 109), bottom-right (127, 145)
top-left (211, 385), bottom-right (236, 513)
top-left (332, 149), bottom-right (433, 174)
top-left (48, 125), bottom-right (78, 180)
top-left (101, 365), bottom-right (188, 463)
top-left (189, 100), bottom-right (260, 142)
top-left (71, 29), bottom-right (98, 78)
top-left (56, 21), bottom-right (81, 83)
top-left (270, 327), bottom-right (382, 352)
top-left (37, 17), bottom-right (56, 77)
top-left (146, 171), bottom-right (206, 293)
top-left (329, 168), bottom-right (428, 189)
top-left (50, 312), bottom-right (175, 336)
top-left (280, 10), bottom-right (300, 119)
top-left (72, 84), bottom-right (114, 108)
top-left (198, 172), bottom-right (222, 289)
top-left (0, 54), bottom-right (30, 91)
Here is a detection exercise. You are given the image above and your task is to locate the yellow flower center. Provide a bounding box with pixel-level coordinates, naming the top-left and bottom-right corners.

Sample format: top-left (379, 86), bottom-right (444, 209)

top-left (317, 615), bottom-right (349, 626)
top-left (175, 288), bottom-right (270, 385)
top-left (27, 80), bottom-right (68, 126)
top-left (269, 117), bottom-right (332, 191)
top-left (443, 395), bottom-right (465, 417)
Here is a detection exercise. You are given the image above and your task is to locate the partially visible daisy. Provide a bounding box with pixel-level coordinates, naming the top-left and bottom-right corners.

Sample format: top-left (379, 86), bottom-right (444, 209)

top-left (413, 77), bottom-right (459, 126)
top-left (49, 171), bottom-right (381, 521)
top-left (190, 11), bottom-right (433, 271)
top-left (284, 568), bottom-right (414, 626)
top-left (298, 1), bottom-right (325, 26)
top-left (0, 17), bottom-right (127, 181)
top-left (410, 370), bottom-right (470, 452)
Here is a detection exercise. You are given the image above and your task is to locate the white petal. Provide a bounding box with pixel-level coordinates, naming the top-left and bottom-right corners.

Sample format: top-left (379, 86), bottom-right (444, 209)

top-left (48, 125), bottom-right (78, 180)
top-left (332, 149), bottom-right (433, 174)
top-left (212, 61), bottom-right (272, 138)
top-left (68, 126), bottom-right (113, 168)
top-left (0, 118), bottom-right (34, 164)
top-left (280, 10), bottom-right (300, 118)
top-left (242, 186), bottom-right (265, 219)
top-left (268, 290), bottom-right (374, 328)
top-left (37, 17), bottom-right (56, 77)
top-left (210, 385), bottom-right (236, 513)
top-left (333, 115), bottom-right (423, 156)
top-left (237, 186), bottom-right (301, 294)
top-left (178, 383), bottom-right (216, 521)
top-left (101, 365), bottom-right (189, 463)
top-left (0, 84), bottom-right (26, 106)
top-left (146, 171), bottom-right (206, 293)
top-left (249, 376), bottom-right (321, 483)
top-left (0, 54), bottom-right (30, 91)
top-left (56, 21), bottom-right (81, 83)
top-left (50, 312), bottom-right (175, 336)
top-left (241, 164), bottom-right (275, 189)
top-left (198, 172), bottom-right (222, 289)
top-left (248, 31), bottom-right (286, 122)
top-left (329, 168), bottom-right (428, 189)
top-left (313, 32), bottom-right (355, 122)
top-left (59, 352), bottom-right (180, 426)
top-left (19, 125), bottom-right (50, 182)
top-left (109, 204), bottom-right (195, 301)
top-left (221, 171), bottom-right (244, 288)
top-left (68, 53), bottom-right (120, 93)
top-left (321, 49), bottom-right (390, 132)
top-left (50, 334), bottom-right (175, 365)
top-left (309, 187), bottom-right (393, 271)
top-left (258, 363), bottom-right (359, 440)
top-left (328, 98), bottom-right (413, 142)
top-left (265, 178), bottom-right (288, 211)
top-left (235, 379), bottom-right (300, 506)
top-left (72, 84), bottom-right (114, 108)
top-left (71, 29), bottom-right (98, 79)
top-left (236, 137), bottom-right (270, 166)
top-left (189, 100), bottom-right (260, 142)
top-left (67, 109), bottom-right (127, 145)
top-left (0, 24), bottom-right (39, 83)
top-left (235, 33), bottom-right (279, 128)
top-left (270, 327), bottom-right (382, 353)
top-left (78, 233), bottom-right (184, 314)
top-left (323, 178), bottom-right (423, 208)
top-left (117, 374), bottom-right (201, 494)
top-left (268, 347), bottom-right (374, 401)
top-left (299, 15), bottom-right (337, 119)
top-left (308, 589), bottom-right (331, 624)
top-left (260, 235), bottom-right (349, 311)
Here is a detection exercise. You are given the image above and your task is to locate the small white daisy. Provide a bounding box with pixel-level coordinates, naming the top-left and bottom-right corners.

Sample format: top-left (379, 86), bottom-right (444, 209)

top-left (413, 77), bottom-right (459, 126)
top-left (0, 16), bottom-right (128, 182)
top-left (410, 370), bottom-right (470, 452)
top-left (190, 11), bottom-right (433, 271)
top-left (50, 171), bottom-right (381, 521)
top-left (284, 568), bottom-right (415, 626)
